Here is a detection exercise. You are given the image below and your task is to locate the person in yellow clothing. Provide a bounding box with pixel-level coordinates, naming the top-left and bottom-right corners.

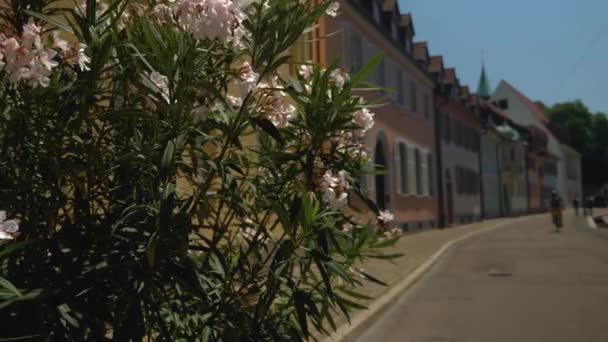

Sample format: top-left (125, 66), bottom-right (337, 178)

top-left (550, 190), bottom-right (563, 231)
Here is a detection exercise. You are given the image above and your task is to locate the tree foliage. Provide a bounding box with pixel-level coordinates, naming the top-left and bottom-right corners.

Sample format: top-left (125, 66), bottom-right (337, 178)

top-left (546, 100), bottom-right (608, 187)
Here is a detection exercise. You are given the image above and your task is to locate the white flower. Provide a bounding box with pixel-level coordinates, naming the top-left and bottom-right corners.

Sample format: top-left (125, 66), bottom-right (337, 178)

top-left (1, 220), bottom-right (19, 233)
top-left (227, 95), bottom-right (243, 107)
top-left (51, 32), bottom-right (70, 52)
top-left (298, 64), bottom-right (314, 80)
top-left (341, 222), bottom-right (353, 233)
top-left (352, 107), bottom-right (375, 137)
top-left (173, 0), bottom-right (246, 46)
top-left (337, 170), bottom-right (349, 192)
top-left (320, 170), bottom-right (350, 210)
top-left (76, 44), bottom-right (91, 72)
top-left (262, 98), bottom-right (295, 128)
top-left (323, 188), bottom-right (348, 210)
top-left (320, 170), bottom-right (338, 192)
top-left (0, 211), bottom-right (6, 223)
top-left (326, 1), bottom-right (340, 17)
top-left (378, 210), bottom-right (394, 224)
top-left (0, 217), bottom-right (19, 242)
top-left (147, 71), bottom-right (170, 103)
top-left (329, 69), bottom-right (348, 90)
top-left (237, 61), bottom-right (259, 92)
top-left (389, 227), bottom-right (403, 236)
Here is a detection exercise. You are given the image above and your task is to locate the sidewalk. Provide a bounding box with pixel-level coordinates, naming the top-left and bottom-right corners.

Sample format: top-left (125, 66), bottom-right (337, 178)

top-left (322, 214), bottom-right (541, 341)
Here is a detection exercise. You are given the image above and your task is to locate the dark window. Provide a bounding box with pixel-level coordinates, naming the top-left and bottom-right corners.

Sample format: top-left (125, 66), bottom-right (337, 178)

top-left (399, 143), bottom-right (408, 194)
top-left (410, 81), bottom-right (417, 112)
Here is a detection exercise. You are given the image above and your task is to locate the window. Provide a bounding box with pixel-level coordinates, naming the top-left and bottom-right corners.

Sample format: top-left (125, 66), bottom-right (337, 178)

top-left (423, 93), bottom-right (431, 120)
top-left (372, 1), bottom-right (381, 22)
top-left (444, 114), bottom-right (451, 143)
top-left (376, 56), bottom-right (385, 86)
top-left (346, 26), bottom-right (363, 72)
top-left (410, 81), bottom-right (418, 112)
top-left (455, 120), bottom-right (462, 146)
top-left (407, 145), bottom-right (416, 193)
top-left (398, 143), bottom-right (408, 194)
top-left (392, 22), bottom-right (400, 41)
top-left (396, 71), bottom-right (404, 105)
top-left (415, 149), bottom-right (422, 195)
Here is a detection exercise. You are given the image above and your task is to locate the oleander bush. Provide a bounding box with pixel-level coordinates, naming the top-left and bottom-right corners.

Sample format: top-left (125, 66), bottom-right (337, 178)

top-left (0, 0), bottom-right (400, 340)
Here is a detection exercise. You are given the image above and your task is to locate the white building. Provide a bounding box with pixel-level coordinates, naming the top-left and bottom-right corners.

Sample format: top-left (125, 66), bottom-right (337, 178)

top-left (491, 80), bottom-right (582, 207)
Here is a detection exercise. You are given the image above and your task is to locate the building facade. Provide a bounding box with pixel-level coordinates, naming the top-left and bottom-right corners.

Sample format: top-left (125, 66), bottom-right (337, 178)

top-left (318, 0), bottom-right (439, 229)
top-left (492, 80), bottom-right (580, 208)
top-left (431, 64), bottom-right (482, 226)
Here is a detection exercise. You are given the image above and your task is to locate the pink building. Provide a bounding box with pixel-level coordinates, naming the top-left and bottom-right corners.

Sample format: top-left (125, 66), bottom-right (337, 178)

top-left (317, 0), bottom-right (438, 229)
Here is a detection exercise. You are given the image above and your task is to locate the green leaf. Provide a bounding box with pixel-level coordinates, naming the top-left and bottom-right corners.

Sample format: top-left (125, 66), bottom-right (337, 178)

top-left (57, 304), bottom-right (80, 328)
top-left (358, 270), bottom-right (388, 286)
top-left (25, 11), bottom-right (74, 33)
top-left (251, 118), bottom-right (284, 144)
top-left (294, 290), bottom-right (309, 337)
top-left (350, 53), bottom-right (383, 86)
top-left (0, 276), bottom-right (21, 298)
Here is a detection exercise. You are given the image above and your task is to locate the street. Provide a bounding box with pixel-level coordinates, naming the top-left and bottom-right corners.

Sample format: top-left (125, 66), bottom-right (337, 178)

top-left (354, 212), bottom-right (608, 342)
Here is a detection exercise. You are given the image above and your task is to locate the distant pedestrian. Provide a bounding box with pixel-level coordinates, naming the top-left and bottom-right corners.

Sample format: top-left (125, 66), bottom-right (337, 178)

top-left (573, 198), bottom-right (579, 216)
top-left (585, 197), bottom-right (594, 216)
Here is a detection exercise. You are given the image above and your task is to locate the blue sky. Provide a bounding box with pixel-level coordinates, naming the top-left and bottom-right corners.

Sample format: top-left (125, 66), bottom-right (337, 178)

top-left (398, 0), bottom-right (608, 114)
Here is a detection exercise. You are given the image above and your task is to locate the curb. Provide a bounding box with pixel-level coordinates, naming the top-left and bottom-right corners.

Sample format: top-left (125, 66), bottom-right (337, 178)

top-left (324, 218), bottom-right (517, 342)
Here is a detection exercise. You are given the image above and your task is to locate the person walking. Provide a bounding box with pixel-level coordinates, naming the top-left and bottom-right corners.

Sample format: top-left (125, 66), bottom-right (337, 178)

top-left (550, 191), bottom-right (563, 231)
top-left (573, 197), bottom-right (580, 216)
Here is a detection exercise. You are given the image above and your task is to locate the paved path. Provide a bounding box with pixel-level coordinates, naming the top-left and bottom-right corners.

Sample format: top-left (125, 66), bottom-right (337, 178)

top-left (353, 212), bottom-right (608, 342)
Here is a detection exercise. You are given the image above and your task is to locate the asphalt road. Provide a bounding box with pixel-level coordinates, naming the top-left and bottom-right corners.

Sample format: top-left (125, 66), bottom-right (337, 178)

top-left (354, 213), bottom-right (608, 342)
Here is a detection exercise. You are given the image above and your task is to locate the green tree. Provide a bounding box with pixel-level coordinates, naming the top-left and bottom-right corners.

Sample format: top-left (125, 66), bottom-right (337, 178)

top-left (546, 100), bottom-right (593, 152)
top-left (546, 100), bottom-right (608, 187)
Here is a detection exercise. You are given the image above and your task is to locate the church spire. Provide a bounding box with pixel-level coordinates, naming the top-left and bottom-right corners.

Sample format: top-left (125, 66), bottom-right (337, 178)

top-left (477, 63), bottom-right (492, 100)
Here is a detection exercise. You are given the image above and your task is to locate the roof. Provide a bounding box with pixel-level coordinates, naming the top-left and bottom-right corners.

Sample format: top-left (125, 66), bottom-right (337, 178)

top-left (400, 13), bottom-right (415, 35)
top-left (428, 55), bottom-right (444, 74)
top-left (444, 68), bottom-right (456, 85)
top-left (382, 0), bottom-right (397, 11)
top-left (413, 42), bottom-right (429, 62)
top-left (503, 81), bottom-right (548, 124)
